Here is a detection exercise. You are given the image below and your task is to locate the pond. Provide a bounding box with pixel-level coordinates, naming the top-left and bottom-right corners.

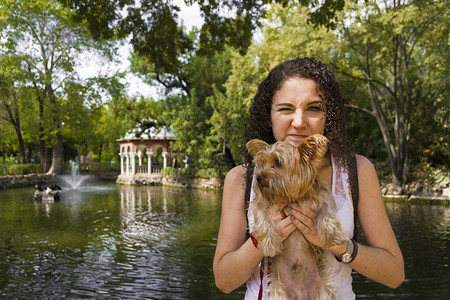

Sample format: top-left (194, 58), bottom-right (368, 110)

top-left (0, 183), bottom-right (448, 299)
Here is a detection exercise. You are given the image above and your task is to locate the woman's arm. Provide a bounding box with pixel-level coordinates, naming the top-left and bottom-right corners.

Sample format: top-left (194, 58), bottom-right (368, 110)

top-left (213, 165), bottom-right (264, 293)
top-left (289, 155), bottom-right (404, 288)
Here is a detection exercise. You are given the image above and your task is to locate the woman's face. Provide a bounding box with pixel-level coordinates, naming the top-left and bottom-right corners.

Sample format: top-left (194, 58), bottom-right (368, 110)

top-left (270, 77), bottom-right (326, 144)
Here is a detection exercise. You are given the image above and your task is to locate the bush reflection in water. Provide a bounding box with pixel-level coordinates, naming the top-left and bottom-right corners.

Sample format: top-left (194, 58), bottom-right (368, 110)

top-left (0, 184), bottom-right (448, 299)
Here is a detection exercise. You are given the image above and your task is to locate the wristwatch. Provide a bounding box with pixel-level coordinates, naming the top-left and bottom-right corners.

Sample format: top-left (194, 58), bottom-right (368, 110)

top-left (337, 238), bottom-right (354, 264)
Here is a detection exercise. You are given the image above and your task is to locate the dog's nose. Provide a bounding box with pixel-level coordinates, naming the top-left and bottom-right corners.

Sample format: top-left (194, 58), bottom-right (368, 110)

top-left (256, 176), bottom-right (262, 183)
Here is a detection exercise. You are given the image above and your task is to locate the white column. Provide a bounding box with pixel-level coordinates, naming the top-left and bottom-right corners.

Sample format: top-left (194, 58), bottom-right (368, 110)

top-left (126, 154), bottom-right (130, 175)
top-left (163, 152), bottom-right (168, 169)
top-left (138, 151), bottom-right (142, 166)
top-left (120, 154), bottom-right (124, 175)
top-left (130, 153), bottom-right (136, 175)
top-left (147, 153), bottom-right (152, 174)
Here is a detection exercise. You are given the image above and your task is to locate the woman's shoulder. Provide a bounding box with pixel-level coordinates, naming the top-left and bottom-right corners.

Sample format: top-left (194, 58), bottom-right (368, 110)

top-left (354, 154), bottom-right (380, 186)
top-left (224, 165), bottom-right (247, 185)
top-left (354, 155), bottom-right (376, 172)
top-left (223, 165), bottom-right (247, 207)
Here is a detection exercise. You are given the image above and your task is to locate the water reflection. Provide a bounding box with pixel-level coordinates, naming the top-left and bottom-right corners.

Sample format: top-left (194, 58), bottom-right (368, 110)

top-left (0, 184), bottom-right (447, 299)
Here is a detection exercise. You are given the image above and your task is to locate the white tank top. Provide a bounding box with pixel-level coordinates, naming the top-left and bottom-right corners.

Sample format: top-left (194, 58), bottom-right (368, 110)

top-left (245, 155), bottom-right (356, 300)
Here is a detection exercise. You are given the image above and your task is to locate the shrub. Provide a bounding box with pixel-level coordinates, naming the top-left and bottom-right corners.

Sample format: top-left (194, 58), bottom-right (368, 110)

top-left (0, 163), bottom-right (42, 175)
top-left (160, 167), bottom-right (227, 179)
top-left (161, 167), bottom-right (179, 176)
top-left (62, 162), bottom-right (121, 174)
top-left (79, 162), bottom-right (120, 173)
top-left (195, 167), bottom-right (227, 179)
top-left (181, 167), bottom-right (197, 178)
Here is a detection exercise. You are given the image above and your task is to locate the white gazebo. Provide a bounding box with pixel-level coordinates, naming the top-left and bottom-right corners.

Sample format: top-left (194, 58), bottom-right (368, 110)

top-left (117, 126), bottom-right (180, 176)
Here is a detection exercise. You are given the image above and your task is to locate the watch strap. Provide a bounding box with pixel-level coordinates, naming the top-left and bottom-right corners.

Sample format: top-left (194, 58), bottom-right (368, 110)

top-left (335, 238), bottom-right (355, 263)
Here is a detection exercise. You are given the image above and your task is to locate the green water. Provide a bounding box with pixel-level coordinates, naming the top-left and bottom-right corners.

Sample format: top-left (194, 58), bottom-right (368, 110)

top-left (0, 183), bottom-right (448, 299)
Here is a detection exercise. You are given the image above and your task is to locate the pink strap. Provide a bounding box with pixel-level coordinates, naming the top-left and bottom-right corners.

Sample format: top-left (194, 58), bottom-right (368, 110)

top-left (258, 258), bottom-right (264, 300)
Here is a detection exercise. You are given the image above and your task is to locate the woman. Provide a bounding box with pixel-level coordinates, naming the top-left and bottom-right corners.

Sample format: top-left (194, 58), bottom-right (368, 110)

top-left (213, 57), bottom-right (404, 299)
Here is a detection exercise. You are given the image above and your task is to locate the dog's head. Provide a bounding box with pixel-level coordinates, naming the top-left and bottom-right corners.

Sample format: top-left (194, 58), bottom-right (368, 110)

top-left (246, 134), bottom-right (328, 204)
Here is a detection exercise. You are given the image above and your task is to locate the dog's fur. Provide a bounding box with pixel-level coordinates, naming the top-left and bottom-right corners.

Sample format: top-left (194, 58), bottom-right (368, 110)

top-left (247, 134), bottom-right (347, 300)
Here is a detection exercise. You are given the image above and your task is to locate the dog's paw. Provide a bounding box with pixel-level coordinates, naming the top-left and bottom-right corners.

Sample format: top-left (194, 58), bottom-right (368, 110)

top-left (316, 218), bottom-right (347, 249)
top-left (323, 229), bottom-right (347, 249)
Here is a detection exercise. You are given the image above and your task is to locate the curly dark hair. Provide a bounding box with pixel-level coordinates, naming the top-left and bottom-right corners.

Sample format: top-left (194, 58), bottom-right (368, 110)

top-left (243, 57), bottom-right (353, 185)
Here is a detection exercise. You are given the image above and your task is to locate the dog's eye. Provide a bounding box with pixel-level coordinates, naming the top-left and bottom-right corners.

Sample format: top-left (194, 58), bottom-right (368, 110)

top-left (274, 159), bottom-right (281, 168)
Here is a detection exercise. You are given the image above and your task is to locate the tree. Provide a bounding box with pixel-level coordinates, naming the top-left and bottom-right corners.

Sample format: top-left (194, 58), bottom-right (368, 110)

top-left (0, 55), bottom-right (27, 164)
top-left (54, 0), bottom-right (350, 170)
top-left (219, 0), bottom-right (448, 189)
top-left (0, 0), bottom-right (113, 174)
top-left (59, 0), bottom-right (347, 52)
top-left (333, 0), bottom-right (447, 190)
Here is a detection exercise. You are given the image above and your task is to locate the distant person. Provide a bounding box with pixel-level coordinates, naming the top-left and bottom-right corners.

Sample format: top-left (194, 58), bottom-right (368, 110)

top-left (172, 156), bottom-right (178, 168)
top-left (183, 155), bottom-right (189, 168)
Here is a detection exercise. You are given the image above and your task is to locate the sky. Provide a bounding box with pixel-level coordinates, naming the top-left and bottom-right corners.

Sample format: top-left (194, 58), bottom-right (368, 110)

top-left (77, 1), bottom-right (203, 100)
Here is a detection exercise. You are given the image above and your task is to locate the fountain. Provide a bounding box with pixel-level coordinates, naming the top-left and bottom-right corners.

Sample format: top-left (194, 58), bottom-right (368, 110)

top-left (59, 160), bottom-right (92, 190)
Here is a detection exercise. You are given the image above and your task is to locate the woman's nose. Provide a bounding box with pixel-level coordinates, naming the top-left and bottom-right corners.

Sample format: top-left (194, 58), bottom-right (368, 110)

top-left (291, 110), bottom-right (306, 128)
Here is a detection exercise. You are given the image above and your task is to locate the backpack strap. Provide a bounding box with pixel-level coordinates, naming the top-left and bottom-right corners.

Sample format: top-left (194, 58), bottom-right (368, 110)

top-left (349, 154), bottom-right (359, 240)
top-left (244, 165), bottom-right (254, 239)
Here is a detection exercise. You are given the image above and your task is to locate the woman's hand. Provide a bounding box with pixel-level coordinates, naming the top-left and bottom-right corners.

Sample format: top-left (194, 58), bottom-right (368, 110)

top-left (268, 206), bottom-right (297, 242)
top-left (288, 202), bottom-right (327, 248)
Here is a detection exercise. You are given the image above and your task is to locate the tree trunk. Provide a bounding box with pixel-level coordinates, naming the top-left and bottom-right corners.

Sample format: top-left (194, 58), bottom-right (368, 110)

top-left (35, 88), bottom-right (48, 173)
top-left (224, 146), bottom-right (236, 170)
top-left (2, 95), bottom-right (26, 164)
top-left (39, 138), bottom-right (48, 173)
top-left (46, 84), bottom-right (64, 174)
top-left (14, 124), bottom-right (26, 164)
top-left (47, 132), bottom-right (63, 174)
top-left (98, 142), bottom-right (103, 163)
top-left (27, 145), bottom-right (33, 163)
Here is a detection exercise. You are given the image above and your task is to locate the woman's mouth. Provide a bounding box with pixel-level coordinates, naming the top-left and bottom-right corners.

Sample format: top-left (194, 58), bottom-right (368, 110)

top-left (286, 134), bottom-right (308, 141)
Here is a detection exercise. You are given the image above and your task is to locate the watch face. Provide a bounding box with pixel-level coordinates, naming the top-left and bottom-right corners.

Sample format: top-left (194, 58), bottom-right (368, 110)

top-left (342, 253), bottom-right (352, 263)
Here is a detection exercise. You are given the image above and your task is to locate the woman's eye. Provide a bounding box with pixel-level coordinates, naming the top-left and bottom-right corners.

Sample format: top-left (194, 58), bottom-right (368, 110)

top-left (278, 107), bottom-right (294, 113)
top-left (308, 105), bottom-right (324, 111)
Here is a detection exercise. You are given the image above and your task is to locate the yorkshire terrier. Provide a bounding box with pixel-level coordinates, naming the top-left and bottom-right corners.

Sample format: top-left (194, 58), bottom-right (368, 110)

top-left (246, 134), bottom-right (347, 300)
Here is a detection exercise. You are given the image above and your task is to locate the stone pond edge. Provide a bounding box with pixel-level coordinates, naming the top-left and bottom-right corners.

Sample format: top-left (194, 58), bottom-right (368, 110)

top-left (1, 173), bottom-right (448, 204)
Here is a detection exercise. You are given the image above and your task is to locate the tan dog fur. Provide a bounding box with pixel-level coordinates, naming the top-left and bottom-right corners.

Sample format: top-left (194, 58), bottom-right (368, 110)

top-left (247, 134), bottom-right (347, 300)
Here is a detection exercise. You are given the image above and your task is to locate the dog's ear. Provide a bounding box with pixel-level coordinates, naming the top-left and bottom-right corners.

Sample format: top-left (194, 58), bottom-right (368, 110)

top-left (246, 139), bottom-right (269, 157)
top-left (297, 134), bottom-right (328, 163)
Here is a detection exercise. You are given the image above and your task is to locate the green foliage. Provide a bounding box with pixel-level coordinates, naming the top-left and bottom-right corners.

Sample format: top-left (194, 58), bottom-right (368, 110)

top-left (161, 166), bottom-right (225, 179)
top-left (0, 0), bottom-right (447, 186)
top-left (58, 0), bottom-right (348, 54)
top-left (194, 167), bottom-right (226, 179)
top-left (181, 167), bottom-right (197, 178)
top-left (408, 156), bottom-right (450, 184)
top-left (161, 165), bottom-right (228, 179)
top-left (0, 0), bottom-right (117, 173)
top-left (420, 159), bottom-right (449, 184)
top-left (221, 4), bottom-right (338, 164)
top-left (76, 162), bottom-right (120, 173)
top-left (0, 162), bottom-right (42, 176)
top-left (329, 0), bottom-right (448, 187)
top-left (0, 161), bottom-right (120, 175)
top-left (161, 167), bottom-right (179, 176)
top-left (139, 48), bottom-right (236, 169)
